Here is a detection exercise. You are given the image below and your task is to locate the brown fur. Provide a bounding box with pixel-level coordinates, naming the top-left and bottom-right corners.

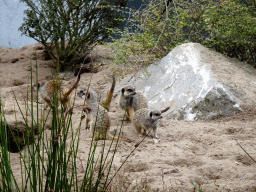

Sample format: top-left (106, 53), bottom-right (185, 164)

top-left (78, 88), bottom-right (131, 142)
top-left (119, 85), bottom-right (148, 121)
top-left (37, 71), bottom-right (81, 110)
top-left (133, 107), bottom-right (170, 138)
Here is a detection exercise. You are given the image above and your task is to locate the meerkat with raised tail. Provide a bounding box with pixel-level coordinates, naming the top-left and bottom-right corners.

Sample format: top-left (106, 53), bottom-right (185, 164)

top-left (78, 79), bottom-right (131, 142)
top-left (133, 107), bottom-right (170, 139)
top-left (36, 70), bottom-right (81, 111)
top-left (119, 85), bottom-right (148, 121)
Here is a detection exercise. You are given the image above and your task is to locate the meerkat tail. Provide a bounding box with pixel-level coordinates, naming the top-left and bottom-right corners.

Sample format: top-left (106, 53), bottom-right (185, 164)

top-left (106, 134), bottom-right (132, 143)
top-left (127, 106), bottom-right (135, 121)
top-left (86, 133), bottom-right (132, 142)
top-left (63, 69), bottom-right (81, 98)
top-left (102, 76), bottom-right (116, 111)
top-left (106, 133), bottom-right (132, 143)
top-left (161, 106), bottom-right (170, 113)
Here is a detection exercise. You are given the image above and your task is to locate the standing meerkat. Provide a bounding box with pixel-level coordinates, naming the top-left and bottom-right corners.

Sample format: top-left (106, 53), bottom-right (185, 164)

top-left (36, 71), bottom-right (81, 111)
top-left (78, 79), bottom-right (131, 142)
top-left (119, 85), bottom-right (148, 121)
top-left (133, 107), bottom-right (170, 139)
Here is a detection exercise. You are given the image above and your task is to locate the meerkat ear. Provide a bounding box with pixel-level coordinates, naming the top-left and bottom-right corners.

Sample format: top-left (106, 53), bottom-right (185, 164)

top-left (121, 88), bottom-right (125, 94)
top-left (87, 93), bottom-right (90, 99)
top-left (150, 112), bottom-right (153, 117)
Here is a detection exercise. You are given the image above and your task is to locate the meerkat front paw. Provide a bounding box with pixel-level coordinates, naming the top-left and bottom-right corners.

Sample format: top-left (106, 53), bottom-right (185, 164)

top-left (153, 138), bottom-right (160, 144)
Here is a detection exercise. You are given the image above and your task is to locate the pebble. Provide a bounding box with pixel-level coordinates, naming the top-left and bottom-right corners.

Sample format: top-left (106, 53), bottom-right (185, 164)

top-left (163, 168), bottom-right (179, 174)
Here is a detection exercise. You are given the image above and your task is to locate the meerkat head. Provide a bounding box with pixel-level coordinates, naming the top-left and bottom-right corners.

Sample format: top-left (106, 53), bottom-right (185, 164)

top-left (149, 110), bottom-right (162, 121)
top-left (33, 81), bottom-right (46, 91)
top-left (121, 85), bottom-right (136, 97)
top-left (33, 83), bottom-right (40, 91)
top-left (78, 88), bottom-right (97, 103)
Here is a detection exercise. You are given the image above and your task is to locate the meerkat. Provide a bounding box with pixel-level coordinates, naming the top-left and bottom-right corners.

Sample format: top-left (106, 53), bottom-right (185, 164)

top-left (36, 71), bottom-right (81, 111)
top-left (78, 87), bottom-right (131, 142)
top-left (133, 107), bottom-right (170, 139)
top-left (119, 85), bottom-right (148, 121)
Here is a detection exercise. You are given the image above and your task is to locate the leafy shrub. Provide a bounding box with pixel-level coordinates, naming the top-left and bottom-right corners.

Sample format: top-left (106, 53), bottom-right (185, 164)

top-left (19, 0), bottom-right (128, 71)
top-left (202, 0), bottom-right (256, 67)
top-left (109, 0), bottom-right (256, 68)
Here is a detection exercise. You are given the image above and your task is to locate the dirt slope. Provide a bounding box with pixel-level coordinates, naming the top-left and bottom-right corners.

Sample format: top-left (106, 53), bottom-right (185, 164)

top-left (0, 44), bottom-right (256, 191)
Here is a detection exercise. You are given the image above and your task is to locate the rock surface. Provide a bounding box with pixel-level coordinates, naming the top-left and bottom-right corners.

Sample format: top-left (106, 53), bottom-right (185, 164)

top-left (116, 43), bottom-right (256, 120)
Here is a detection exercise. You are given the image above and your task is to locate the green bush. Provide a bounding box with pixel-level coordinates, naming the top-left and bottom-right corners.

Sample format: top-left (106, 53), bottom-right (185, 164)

top-left (19, 0), bottom-right (128, 71)
top-left (202, 0), bottom-right (256, 67)
top-left (109, 0), bottom-right (256, 68)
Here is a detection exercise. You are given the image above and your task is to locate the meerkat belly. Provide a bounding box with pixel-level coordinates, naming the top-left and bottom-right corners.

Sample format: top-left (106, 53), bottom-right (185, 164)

top-left (120, 97), bottom-right (132, 109)
top-left (144, 120), bottom-right (157, 130)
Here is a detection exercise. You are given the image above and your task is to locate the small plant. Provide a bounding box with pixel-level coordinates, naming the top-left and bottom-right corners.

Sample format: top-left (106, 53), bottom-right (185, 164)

top-left (193, 181), bottom-right (203, 192)
top-left (237, 141), bottom-right (256, 164)
top-left (0, 58), bottom-right (137, 191)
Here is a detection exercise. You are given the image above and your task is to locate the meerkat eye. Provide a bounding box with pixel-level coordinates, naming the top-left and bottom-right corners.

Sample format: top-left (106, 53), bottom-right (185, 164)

top-left (78, 90), bottom-right (84, 96)
top-left (154, 113), bottom-right (160, 116)
top-left (127, 89), bottom-right (133, 92)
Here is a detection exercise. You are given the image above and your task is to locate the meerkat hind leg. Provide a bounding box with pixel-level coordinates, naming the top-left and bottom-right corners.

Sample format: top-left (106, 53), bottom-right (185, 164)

top-left (85, 118), bottom-right (90, 130)
top-left (44, 105), bottom-right (49, 110)
top-left (43, 99), bottom-right (52, 110)
top-left (121, 106), bottom-right (134, 121)
top-left (135, 126), bottom-right (143, 137)
top-left (142, 128), bottom-right (148, 136)
top-left (152, 127), bottom-right (159, 139)
top-left (121, 114), bottom-right (130, 121)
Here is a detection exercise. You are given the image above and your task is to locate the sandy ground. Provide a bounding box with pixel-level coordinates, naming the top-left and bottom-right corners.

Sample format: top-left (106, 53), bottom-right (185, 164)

top-left (0, 44), bottom-right (256, 191)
